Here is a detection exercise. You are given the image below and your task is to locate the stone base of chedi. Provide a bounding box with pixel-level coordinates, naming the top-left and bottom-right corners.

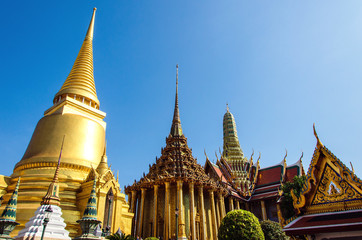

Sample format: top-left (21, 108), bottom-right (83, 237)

top-left (15, 205), bottom-right (70, 240)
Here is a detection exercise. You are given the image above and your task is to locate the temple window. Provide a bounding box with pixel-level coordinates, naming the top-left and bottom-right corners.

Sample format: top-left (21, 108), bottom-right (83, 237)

top-left (103, 189), bottom-right (114, 232)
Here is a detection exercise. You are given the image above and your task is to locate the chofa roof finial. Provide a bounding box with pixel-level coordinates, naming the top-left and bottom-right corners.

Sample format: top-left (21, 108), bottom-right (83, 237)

top-left (313, 123), bottom-right (323, 147)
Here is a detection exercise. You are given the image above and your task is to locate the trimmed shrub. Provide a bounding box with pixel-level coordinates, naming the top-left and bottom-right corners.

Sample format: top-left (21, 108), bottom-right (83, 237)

top-left (260, 220), bottom-right (289, 240)
top-left (106, 233), bottom-right (135, 240)
top-left (218, 209), bottom-right (264, 240)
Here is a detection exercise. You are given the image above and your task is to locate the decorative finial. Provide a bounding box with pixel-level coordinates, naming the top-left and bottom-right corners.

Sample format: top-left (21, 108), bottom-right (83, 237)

top-left (313, 123), bottom-right (323, 147)
top-left (170, 64), bottom-right (182, 136)
top-left (176, 64), bottom-right (179, 85)
top-left (299, 152), bottom-right (304, 162)
top-left (204, 149), bottom-right (209, 160)
top-left (350, 162), bottom-right (355, 174)
top-left (86, 8), bottom-right (97, 40)
top-left (257, 152), bottom-right (261, 162)
top-left (283, 149), bottom-right (288, 162)
top-left (226, 103), bottom-right (229, 112)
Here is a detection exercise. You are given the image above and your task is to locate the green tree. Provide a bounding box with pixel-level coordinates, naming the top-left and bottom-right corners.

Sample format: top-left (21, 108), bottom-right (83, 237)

top-left (218, 209), bottom-right (264, 240)
top-left (281, 175), bottom-right (306, 220)
top-left (260, 220), bottom-right (289, 240)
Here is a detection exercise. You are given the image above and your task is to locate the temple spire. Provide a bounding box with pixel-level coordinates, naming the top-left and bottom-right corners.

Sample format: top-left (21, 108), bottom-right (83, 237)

top-left (82, 178), bottom-right (98, 220)
top-left (0, 178), bottom-right (20, 221)
top-left (170, 64), bottom-right (183, 137)
top-left (75, 178), bottom-right (101, 240)
top-left (41, 136), bottom-right (65, 206)
top-left (97, 142), bottom-right (108, 175)
top-left (54, 8), bottom-right (100, 108)
top-left (0, 178), bottom-right (21, 239)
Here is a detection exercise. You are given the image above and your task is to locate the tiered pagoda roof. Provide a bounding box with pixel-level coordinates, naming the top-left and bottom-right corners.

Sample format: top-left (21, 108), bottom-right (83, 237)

top-left (126, 66), bottom-right (223, 191)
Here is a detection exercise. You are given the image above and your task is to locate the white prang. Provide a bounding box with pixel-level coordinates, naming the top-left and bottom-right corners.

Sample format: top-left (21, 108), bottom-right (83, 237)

top-left (15, 205), bottom-right (71, 240)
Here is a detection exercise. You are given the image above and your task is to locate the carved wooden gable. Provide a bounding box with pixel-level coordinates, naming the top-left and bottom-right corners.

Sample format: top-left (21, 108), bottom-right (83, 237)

top-left (311, 161), bottom-right (362, 206)
top-left (293, 138), bottom-right (362, 215)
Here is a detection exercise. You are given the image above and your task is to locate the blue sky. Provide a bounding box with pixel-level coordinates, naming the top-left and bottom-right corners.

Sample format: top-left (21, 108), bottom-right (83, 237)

top-left (1, 1), bottom-right (362, 188)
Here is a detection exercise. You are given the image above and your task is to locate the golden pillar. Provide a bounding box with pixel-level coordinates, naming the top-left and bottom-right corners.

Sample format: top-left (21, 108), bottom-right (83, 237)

top-left (236, 200), bottom-right (240, 210)
top-left (215, 196), bottom-right (220, 226)
top-left (209, 190), bottom-right (218, 240)
top-left (137, 188), bottom-right (146, 237)
top-left (222, 196), bottom-right (226, 217)
top-left (198, 186), bottom-right (206, 240)
top-left (165, 182), bottom-right (170, 240)
top-left (131, 190), bottom-right (137, 236)
top-left (131, 190), bottom-right (137, 213)
top-left (229, 198), bottom-right (234, 212)
top-left (177, 180), bottom-right (187, 239)
top-left (189, 182), bottom-right (196, 240)
top-left (127, 193), bottom-right (131, 206)
top-left (261, 200), bottom-right (267, 220)
top-left (153, 185), bottom-right (159, 237)
top-left (218, 192), bottom-right (225, 219)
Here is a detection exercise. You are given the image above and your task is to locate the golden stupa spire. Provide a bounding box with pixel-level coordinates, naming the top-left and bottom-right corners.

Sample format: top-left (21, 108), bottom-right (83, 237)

top-left (170, 64), bottom-right (183, 137)
top-left (54, 8), bottom-right (100, 108)
top-left (97, 141), bottom-right (108, 175)
top-left (41, 136), bottom-right (65, 206)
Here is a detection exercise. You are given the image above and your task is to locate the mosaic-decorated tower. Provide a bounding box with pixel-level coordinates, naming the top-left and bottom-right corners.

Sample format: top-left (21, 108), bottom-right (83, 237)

top-left (222, 106), bottom-right (250, 193)
top-left (75, 178), bottom-right (101, 240)
top-left (0, 178), bottom-right (20, 239)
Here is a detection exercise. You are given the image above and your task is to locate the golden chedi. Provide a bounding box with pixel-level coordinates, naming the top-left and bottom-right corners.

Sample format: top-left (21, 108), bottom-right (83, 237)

top-left (0, 8), bottom-right (132, 237)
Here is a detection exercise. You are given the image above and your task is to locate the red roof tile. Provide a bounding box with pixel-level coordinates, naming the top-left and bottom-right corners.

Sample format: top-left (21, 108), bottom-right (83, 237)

top-left (256, 165), bottom-right (283, 187)
top-left (284, 209), bottom-right (362, 235)
top-left (285, 166), bottom-right (299, 182)
top-left (211, 164), bottom-right (228, 183)
top-left (250, 191), bottom-right (279, 201)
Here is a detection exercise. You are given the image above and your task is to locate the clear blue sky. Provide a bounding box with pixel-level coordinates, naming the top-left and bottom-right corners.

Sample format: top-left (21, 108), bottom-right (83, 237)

top-left (1, 1), bottom-right (362, 188)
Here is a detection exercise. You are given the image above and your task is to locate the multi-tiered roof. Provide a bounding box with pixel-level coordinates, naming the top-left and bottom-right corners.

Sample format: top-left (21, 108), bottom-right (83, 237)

top-left (126, 66), bottom-right (222, 191)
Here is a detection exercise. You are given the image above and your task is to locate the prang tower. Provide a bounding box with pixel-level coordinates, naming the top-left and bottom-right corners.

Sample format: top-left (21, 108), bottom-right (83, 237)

top-left (222, 106), bottom-right (250, 193)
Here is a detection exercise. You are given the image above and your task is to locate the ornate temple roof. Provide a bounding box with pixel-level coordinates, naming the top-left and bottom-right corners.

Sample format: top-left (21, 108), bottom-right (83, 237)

top-left (284, 126), bottom-right (362, 237)
top-left (126, 66), bottom-right (221, 191)
top-left (54, 8), bottom-right (100, 107)
top-left (292, 125), bottom-right (362, 215)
